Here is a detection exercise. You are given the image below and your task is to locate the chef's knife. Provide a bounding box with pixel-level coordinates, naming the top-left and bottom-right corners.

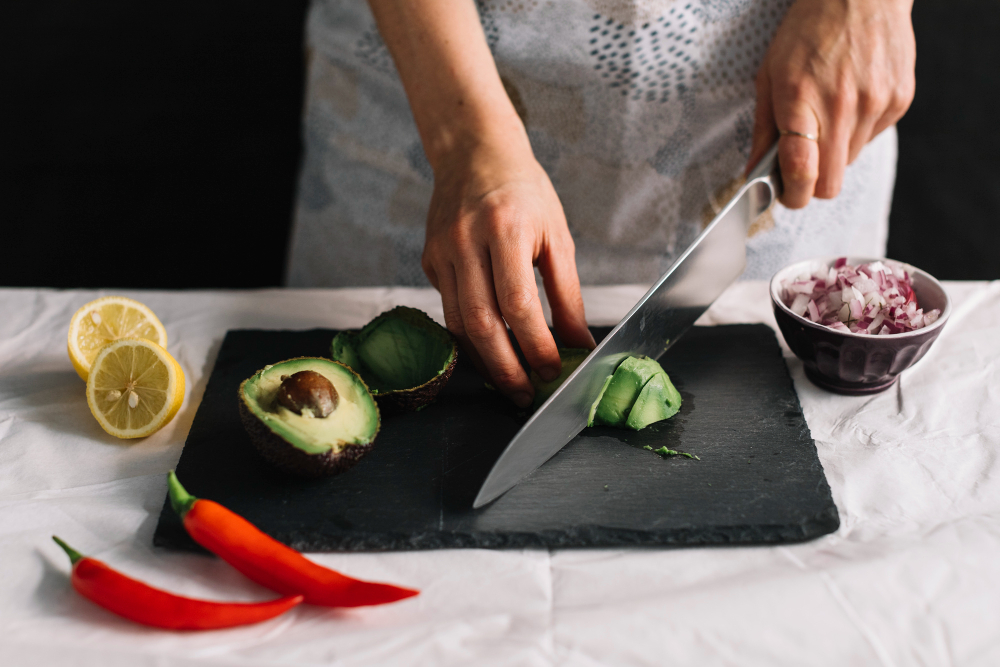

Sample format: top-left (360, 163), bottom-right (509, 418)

top-left (473, 143), bottom-right (782, 509)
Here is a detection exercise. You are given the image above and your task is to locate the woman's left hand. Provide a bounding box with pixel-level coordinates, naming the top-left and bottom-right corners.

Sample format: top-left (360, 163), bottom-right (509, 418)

top-left (746, 0), bottom-right (916, 208)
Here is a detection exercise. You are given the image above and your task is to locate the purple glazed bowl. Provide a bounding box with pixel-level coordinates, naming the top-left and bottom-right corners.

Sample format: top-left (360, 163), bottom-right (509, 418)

top-left (769, 257), bottom-right (951, 395)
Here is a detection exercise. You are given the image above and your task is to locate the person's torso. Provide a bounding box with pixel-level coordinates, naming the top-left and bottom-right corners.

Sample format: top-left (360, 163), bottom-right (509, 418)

top-left (289, 0), bottom-right (894, 287)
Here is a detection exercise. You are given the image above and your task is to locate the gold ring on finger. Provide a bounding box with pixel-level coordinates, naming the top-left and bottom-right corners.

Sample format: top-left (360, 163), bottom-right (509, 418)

top-left (779, 129), bottom-right (819, 141)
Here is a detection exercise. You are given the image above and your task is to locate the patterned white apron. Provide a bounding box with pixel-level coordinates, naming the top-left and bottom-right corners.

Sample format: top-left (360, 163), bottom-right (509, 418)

top-left (287, 0), bottom-right (897, 286)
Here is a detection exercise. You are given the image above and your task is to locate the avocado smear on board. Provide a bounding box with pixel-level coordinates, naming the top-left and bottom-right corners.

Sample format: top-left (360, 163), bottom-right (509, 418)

top-left (644, 445), bottom-right (700, 460)
top-left (531, 350), bottom-right (682, 431)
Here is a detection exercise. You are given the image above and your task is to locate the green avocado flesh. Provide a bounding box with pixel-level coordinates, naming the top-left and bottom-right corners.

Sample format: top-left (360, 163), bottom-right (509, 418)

top-left (533, 350), bottom-right (682, 431)
top-left (331, 307), bottom-right (456, 395)
top-left (593, 356), bottom-right (663, 426)
top-left (530, 348), bottom-right (590, 409)
top-left (588, 355), bottom-right (682, 431)
top-left (240, 358), bottom-right (379, 456)
top-left (625, 372), bottom-right (681, 430)
top-left (587, 374), bottom-right (614, 426)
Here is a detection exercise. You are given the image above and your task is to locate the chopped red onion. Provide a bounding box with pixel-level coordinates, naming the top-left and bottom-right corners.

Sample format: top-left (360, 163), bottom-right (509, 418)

top-left (780, 258), bottom-right (941, 335)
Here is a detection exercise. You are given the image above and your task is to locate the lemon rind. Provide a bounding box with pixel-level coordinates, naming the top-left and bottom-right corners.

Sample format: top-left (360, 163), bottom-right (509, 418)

top-left (68, 296), bottom-right (167, 382)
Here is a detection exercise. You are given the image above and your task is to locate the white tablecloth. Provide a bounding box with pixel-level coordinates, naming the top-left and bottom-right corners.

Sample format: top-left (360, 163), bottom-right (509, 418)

top-left (1, 281), bottom-right (998, 666)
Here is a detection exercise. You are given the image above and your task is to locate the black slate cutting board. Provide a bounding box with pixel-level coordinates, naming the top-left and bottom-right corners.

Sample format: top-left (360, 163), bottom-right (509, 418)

top-left (154, 324), bottom-right (838, 551)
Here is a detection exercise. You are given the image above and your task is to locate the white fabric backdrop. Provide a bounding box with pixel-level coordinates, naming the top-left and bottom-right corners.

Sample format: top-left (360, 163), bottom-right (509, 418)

top-left (1, 281), bottom-right (997, 666)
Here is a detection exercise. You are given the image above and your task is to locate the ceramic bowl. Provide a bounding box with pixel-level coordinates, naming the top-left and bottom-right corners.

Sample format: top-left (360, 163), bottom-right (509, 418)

top-left (769, 257), bottom-right (951, 395)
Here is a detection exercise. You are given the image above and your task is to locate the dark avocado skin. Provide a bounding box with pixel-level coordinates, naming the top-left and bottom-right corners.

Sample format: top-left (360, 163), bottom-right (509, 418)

top-left (374, 351), bottom-right (457, 415)
top-left (332, 307), bottom-right (459, 415)
top-left (237, 399), bottom-right (375, 478)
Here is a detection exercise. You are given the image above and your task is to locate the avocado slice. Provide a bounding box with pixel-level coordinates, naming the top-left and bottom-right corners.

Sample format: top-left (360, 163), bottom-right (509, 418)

top-left (238, 357), bottom-right (380, 477)
top-left (592, 356), bottom-right (664, 426)
top-left (331, 307), bottom-right (458, 414)
top-left (587, 374), bottom-right (614, 427)
top-left (537, 352), bottom-right (681, 430)
top-left (530, 348), bottom-right (590, 409)
top-left (585, 356), bottom-right (681, 430)
top-left (625, 371), bottom-right (681, 430)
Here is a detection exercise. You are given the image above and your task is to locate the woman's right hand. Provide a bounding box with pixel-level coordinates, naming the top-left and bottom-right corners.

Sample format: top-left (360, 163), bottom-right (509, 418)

top-left (367, 0), bottom-right (593, 406)
top-left (422, 137), bottom-right (595, 409)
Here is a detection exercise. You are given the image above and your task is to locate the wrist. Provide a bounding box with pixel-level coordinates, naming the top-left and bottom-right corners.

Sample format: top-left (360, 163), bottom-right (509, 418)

top-left (847, 0), bottom-right (914, 14)
top-left (419, 95), bottom-right (532, 174)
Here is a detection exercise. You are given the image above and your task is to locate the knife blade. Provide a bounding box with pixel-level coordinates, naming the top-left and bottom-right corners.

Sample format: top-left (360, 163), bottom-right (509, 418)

top-left (472, 143), bottom-right (782, 509)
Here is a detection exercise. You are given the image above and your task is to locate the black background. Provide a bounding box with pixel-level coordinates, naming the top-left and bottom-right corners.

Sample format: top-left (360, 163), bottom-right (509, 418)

top-left (1, 1), bottom-right (997, 288)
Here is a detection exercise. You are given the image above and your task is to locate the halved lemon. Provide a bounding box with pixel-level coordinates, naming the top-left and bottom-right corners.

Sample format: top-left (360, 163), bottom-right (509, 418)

top-left (86, 339), bottom-right (185, 439)
top-left (68, 296), bottom-right (167, 381)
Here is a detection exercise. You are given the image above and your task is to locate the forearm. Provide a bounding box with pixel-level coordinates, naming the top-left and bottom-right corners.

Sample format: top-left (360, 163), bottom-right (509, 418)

top-left (367, 0), bottom-right (529, 171)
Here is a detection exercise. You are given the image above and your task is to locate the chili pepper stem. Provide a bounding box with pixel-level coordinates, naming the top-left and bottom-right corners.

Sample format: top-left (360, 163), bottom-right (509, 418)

top-left (52, 536), bottom-right (83, 565)
top-left (168, 470), bottom-right (197, 518)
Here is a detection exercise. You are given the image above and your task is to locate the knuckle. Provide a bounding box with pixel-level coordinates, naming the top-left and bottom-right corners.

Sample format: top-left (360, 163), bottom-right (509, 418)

top-left (462, 304), bottom-right (499, 340)
top-left (894, 79), bottom-right (916, 114)
top-left (490, 366), bottom-right (524, 391)
top-left (830, 82), bottom-right (857, 112)
top-left (484, 206), bottom-right (516, 238)
top-left (781, 154), bottom-right (818, 185)
top-left (774, 75), bottom-right (811, 103)
top-left (519, 339), bottom-right (555, 365)
top-left (858, 89), bottom-right (887, 118)
top-left (442, 304), bottom-right (465, 337)
top-left (498, 285), bottom-right (536, 321)
top-left (446, 225), bottom-right (471, 249)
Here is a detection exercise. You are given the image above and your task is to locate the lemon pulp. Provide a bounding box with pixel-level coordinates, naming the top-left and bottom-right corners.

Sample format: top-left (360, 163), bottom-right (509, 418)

top-left (68, 296), bottom-right (167, 381)
top-left (86, 338), bottom-right (184, 439)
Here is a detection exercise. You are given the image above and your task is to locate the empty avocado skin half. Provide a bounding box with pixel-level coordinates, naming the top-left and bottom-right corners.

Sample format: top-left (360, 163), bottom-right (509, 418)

top-left (331, 307), bottom-right (458, 414)
top-left (238, 357), bottom-right (380, 477)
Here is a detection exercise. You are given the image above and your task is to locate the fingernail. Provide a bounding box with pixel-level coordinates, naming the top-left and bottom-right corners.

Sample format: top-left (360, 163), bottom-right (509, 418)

top-left (512, 392), bottom-right (532, 409)
top-left (538, 366), bottom-right (560, 382)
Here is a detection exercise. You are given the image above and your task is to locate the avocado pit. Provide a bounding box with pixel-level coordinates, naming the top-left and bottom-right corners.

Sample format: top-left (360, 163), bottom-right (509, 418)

top-left (277, 370), bottom-right (339, 418)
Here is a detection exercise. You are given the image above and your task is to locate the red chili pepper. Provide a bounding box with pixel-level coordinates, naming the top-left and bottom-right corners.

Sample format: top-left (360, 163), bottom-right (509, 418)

top-left (168, 472), bottom-right (419, 607)
top-left (52, 536), bottom-right (303, 630)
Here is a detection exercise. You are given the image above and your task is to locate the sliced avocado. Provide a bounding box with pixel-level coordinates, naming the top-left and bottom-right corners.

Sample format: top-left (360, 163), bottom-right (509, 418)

top-left (530, 348), bottom-right (590, 410)
top-left (593, 356), bottom-right (663, 426)
top-left (238, 357), bottom-right (380, 477)
top-left (514, 350), bottom-right (682, 431)
top-left (332, 307), bottom-right (458, 414)
top-left (587, 374), bottom-right (614, 427)
top-left (625, 372), bottom-right (681, 430)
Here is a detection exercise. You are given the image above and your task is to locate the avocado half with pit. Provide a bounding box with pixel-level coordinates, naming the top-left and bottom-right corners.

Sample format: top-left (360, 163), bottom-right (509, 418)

top-left (331, 306), bottom-right (458, 414)
top-left (238, 357), bottom-right (380, 477)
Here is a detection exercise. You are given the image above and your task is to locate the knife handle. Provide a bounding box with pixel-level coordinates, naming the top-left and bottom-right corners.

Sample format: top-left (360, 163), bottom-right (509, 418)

top-left (747, 141), bottom-right (781, 183)
top-left (745, 141), bottom-right (782, 220)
